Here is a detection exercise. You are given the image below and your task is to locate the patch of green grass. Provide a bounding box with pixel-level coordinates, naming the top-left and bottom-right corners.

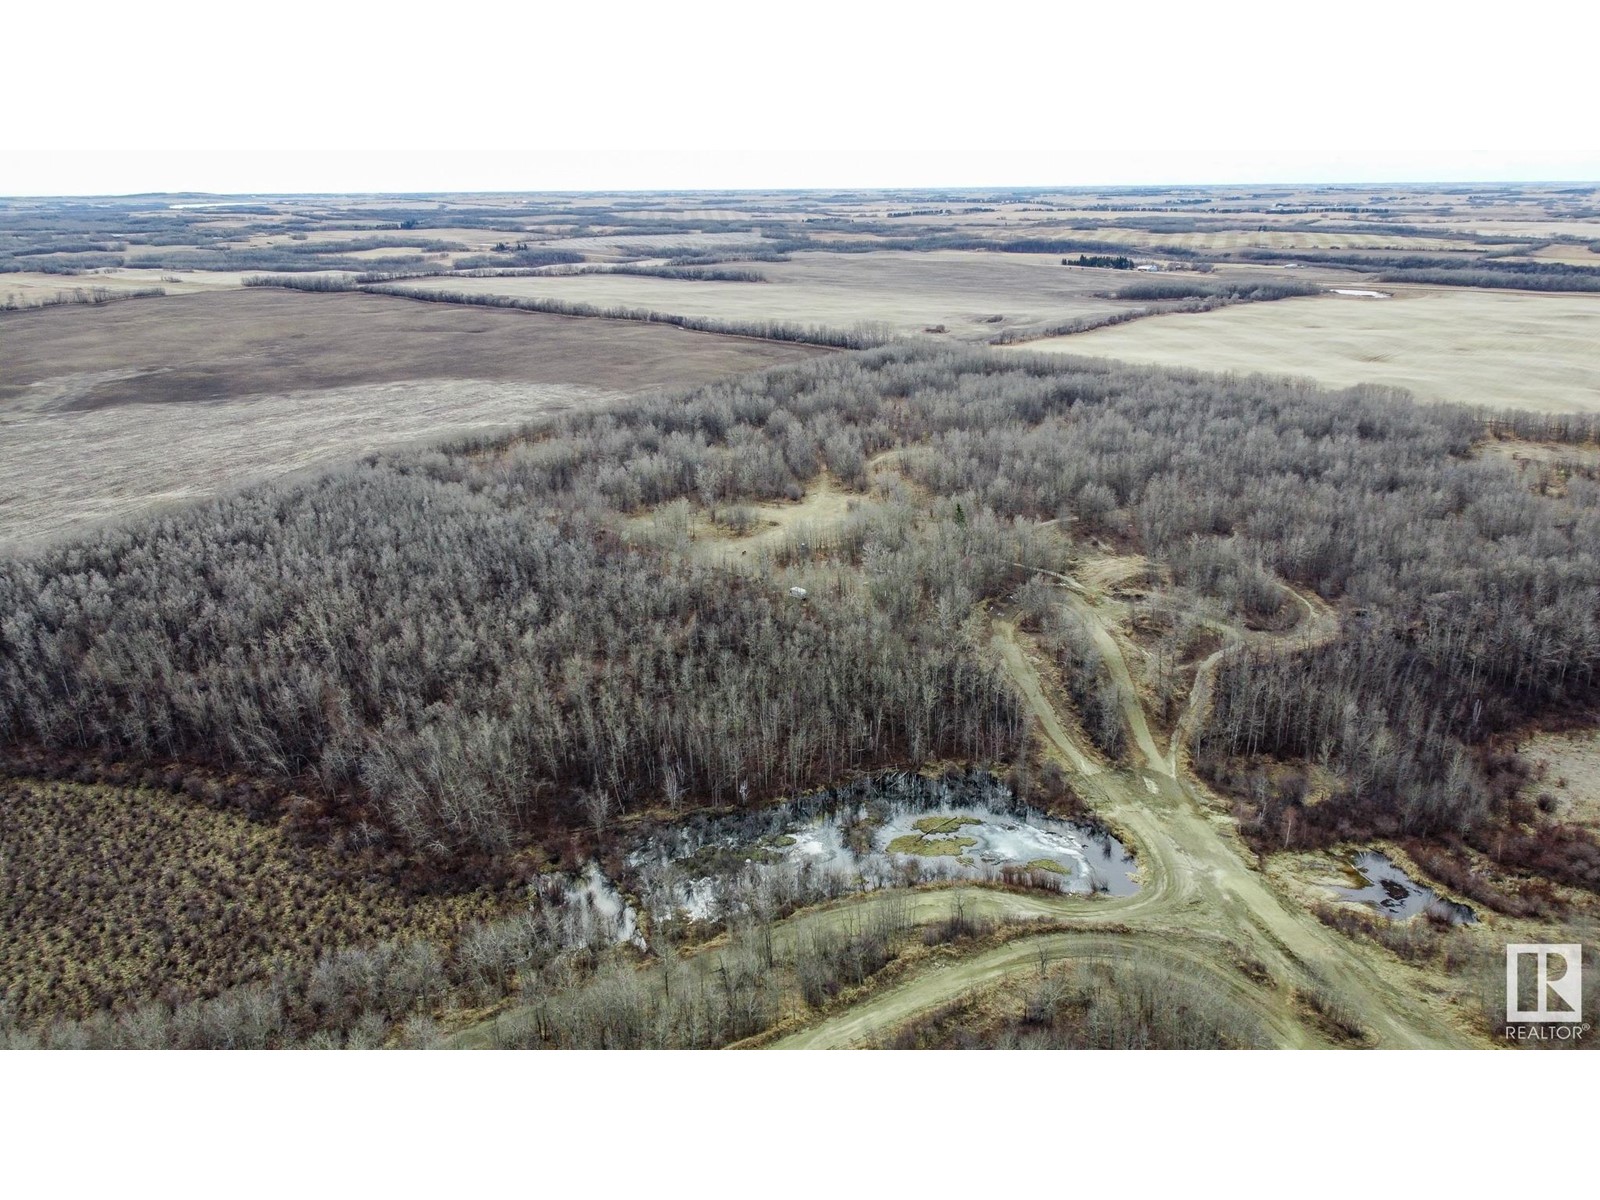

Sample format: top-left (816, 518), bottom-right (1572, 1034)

top-left (682, 841), bottom-right (784, 871)
top-left (1025, 858), bottom-right (1069, 875)
top-left (761, 834), bottom-right (797, 849)
top-left (887, 833), bottom-right (978, 857)
top-left (913, 815), bottom-right (983, 836)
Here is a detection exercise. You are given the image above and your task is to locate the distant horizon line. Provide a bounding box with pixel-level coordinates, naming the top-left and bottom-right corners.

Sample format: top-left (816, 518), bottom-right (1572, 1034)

top-left (4, 180), bottom-right (1599, 202)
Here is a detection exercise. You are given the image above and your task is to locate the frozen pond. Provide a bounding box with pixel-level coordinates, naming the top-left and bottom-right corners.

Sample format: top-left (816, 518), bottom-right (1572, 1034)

top-left (1333, 851), bottom-right (1475, 924)
top-left (623, 769), bottom-right (1137, 928)
top-left (875, 806), bottom-right (1137, 895)
top-left (1330, 288), bottom-right (1392, 298)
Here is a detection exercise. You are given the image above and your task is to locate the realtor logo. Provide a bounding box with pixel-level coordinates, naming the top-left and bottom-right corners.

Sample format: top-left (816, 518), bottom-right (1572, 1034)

top-left (1506, 944), bottom-right (1583, 1023)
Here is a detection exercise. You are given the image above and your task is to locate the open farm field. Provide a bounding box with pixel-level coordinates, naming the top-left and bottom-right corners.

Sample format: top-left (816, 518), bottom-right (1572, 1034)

top-left (1065, 225), bottom-right (1490, 253)
top-left (383, 250), bottom-right (1336, 341)
top-left (1011, 288), bottom-right (1600, 412)
top-left (0, 289), bottom-right (825, 551)
top-left (5, 185), bottom-right (1600, 1058)
top-left (392, 249), bottom-right (1154, 339)
top-left (2, 271), bottom-right (215, 308)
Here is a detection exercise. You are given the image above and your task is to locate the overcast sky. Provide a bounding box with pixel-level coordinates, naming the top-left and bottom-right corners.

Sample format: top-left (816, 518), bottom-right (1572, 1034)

top-left (7, 1), bottom-right (1597, 195)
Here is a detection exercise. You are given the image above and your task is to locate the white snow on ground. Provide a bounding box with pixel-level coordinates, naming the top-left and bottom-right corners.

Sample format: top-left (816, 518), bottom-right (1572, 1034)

top-left (784, 822), bottom-right (849, 868)
top-left (593, 780), bottom-right (1140, 936)
top-left (875, 808), bottom-right (1097, 890)
top-left (579, 863), bottom-right (646, 948)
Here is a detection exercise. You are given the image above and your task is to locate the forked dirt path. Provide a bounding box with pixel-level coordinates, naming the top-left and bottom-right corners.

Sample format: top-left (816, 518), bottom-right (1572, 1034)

top-left (1167, 582), bottom-right (1340, 776)
top-left (776, 563), bottom-right (1476, 1050)
top-left (453, 497), bottom-right (1481, 1050)
top-left (1065, 589), bottom-right (1167, 770)
top-left (992, 622), bottom-right (1102, 778)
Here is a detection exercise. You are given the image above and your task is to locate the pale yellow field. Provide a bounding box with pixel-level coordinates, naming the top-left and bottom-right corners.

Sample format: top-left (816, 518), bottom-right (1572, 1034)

top-left (1010, 289), bottom-right (1600, 412)
top-left (0, 291), bottom-right (825, 553)
top-left (1, 269), bottom-right (246, 307)
top-left (395, 250), bottom-right (1165, 339)
top-left (1528, 244), bottom-right (1600, 266)
top-left (1075, 227), bottom-right (1487, 253)
top-left (1519, 731), bottom-right (1600, 833)
top-left (530, 230), bottom-right (771, 258)
top-left (1423, 220), bottom-right (1600, 240)
top-left (247, 226), bottom-right (503, 248)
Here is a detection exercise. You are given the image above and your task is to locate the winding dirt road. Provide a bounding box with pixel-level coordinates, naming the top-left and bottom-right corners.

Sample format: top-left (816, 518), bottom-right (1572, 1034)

top-left (773, 565), bottom-right (1478, 1049)
top-left (455, 554), bottom-right (1484, 1051)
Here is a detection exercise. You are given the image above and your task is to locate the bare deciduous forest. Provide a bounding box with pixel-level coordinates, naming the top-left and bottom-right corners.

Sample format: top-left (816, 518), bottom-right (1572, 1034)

top-left (5, 184), bottom-right (1600, 1052)
top-left (7, 346), bottom-right (1599, 860)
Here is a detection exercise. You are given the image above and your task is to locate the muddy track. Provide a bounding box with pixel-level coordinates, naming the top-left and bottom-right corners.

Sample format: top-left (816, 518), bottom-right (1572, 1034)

top-left (454, 557), bottom-right (1479, 1051)
top-left (1167, 582), bottom-right (1340, 776)
top-left (772, 930), bottom-right (1316, 1049)
top-left (777, 567), bottom-right (1473, 1050)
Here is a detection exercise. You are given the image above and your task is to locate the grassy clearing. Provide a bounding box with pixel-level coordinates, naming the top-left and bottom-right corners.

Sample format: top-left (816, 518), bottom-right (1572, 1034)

top-left (1517, 730), bottom-right (1600, 834)
top-left (912, 815), bottom-right (983, 835)
top-left (1013, 289), bottom-right (1600, 413)
top-left (887, 834), bottom-right (979, 857)
top-left (624, 471), bottom-right (862, 566)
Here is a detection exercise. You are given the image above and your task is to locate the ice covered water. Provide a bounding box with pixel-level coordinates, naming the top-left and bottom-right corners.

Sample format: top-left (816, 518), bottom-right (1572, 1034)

top-left (1333, 851), bottom-right (1475, 924)
top-left (623, 770), bottom-right (1138, 928)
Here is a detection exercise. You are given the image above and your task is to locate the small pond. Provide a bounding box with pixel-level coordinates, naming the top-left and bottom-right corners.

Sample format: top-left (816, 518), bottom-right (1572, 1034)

top-left (1333, 851), bottom-right (1476, 925)
top-left (622, 769), bottom-right (1138, 929)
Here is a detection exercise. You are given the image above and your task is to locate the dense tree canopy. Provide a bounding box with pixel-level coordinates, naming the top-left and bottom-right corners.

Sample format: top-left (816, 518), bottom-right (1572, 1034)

top-left (5, 345), bottom-right (1598, 855)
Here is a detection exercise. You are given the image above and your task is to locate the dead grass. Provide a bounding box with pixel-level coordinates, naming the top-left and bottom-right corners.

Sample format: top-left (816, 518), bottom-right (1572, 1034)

top-left (622, 471), bottom-right (862, 565)
top-left (1012, 289), bottom-right (1600, 413)
top-left (0, 290), bottom-right (825, 552)
top-left (0, 778), bottom-right (514, 1025)
top-left (1519, 730), bottom-right (1600, 833)
top-left (393, 250), bottom-right (1152, 340)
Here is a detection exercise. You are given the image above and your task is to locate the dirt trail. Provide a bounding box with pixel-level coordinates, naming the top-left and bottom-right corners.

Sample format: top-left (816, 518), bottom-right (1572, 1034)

top-left (453, 884), bottom-right (1152, 1050)
top-left (722, 472), bottom-right (854, 560)
top-left (776, 564), bottom-right (1472, 1050)
top-left (1064, 589), bottom-right (1168, 772)
top-left (990, 572), bottom-right (1465, 1049)
top-left (454, 554), bottom-right (1480, 1051)
top-left (1167, 582), bottom-right (1340, 776)
top-left (992, 620), bottom-right (1101, 777)
top-left (772, 931), bottom-right (1316, 1050)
